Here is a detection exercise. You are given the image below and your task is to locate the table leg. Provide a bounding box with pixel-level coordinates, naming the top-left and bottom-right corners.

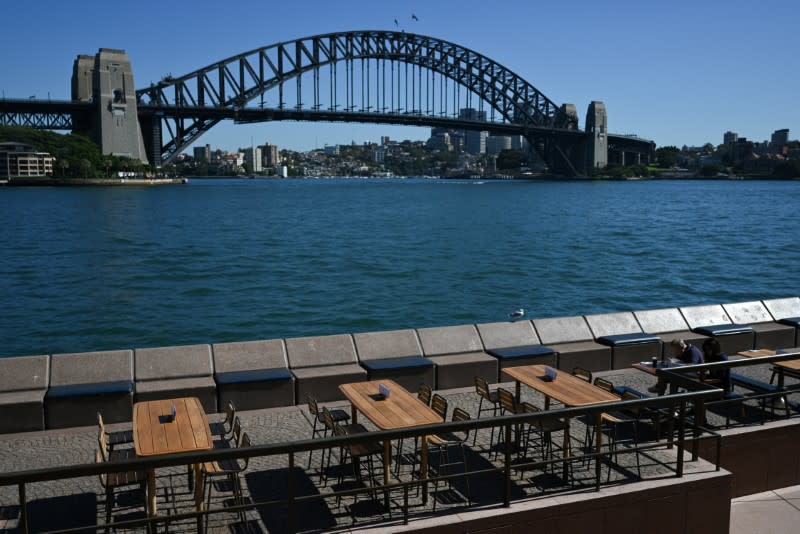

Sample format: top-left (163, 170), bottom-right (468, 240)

top-left (421, 435), bottom-right (429, 504)
top-left (194, 463), bottom-right (204, 512)
top-left (595, 412), bottom-right (603, 485)
top-left (544, 395), bottom-right (551, 411)
top-left (383, 440), bottom-right (391, 508)
top-left (562, 418), bottom-right (571, 480)
top-left (146, 468), bottom-right (157, 517)
top-left (778, 368), bottom-right (785, 389)
top-left (351, 405), bottom-right (358, 424)
top-left (514, 380), bottom-right (521, 404)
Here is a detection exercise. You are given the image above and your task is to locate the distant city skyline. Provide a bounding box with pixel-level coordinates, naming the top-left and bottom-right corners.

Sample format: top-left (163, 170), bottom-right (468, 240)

top-left (1, 0), bottom-right (797, 152)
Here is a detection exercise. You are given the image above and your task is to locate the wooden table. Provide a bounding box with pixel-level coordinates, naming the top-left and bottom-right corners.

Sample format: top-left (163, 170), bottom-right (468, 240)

top-left (737, 349), bottom-right (800, 388)
top-left (133, 397), bottom-right (213, 517)
top-left (339, 380), bottom-right (442, 504)
top-left (502, 365), bottom-right (619, 477)
top-left (631, 360), bottom-right (684, 376)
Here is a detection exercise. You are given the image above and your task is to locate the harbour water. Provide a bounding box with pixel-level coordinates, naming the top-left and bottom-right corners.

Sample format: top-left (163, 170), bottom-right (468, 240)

top-left (1, 178), bottom-right (798, 358)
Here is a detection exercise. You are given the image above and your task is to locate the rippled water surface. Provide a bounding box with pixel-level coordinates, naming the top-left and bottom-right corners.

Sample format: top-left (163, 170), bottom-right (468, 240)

top-left (1, 178), bottom-right (798, 357)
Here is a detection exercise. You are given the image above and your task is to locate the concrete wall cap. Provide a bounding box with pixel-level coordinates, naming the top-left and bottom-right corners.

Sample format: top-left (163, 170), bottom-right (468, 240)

top-left (416, 324), bottom-right (484, 356)
top-left (633, 308), bottom-right (689, 334)
top-left (722, 301), bottom-right (773, 325)
top-left (679, 304), bottom-right (731, 330)
top-left (134, 344), bottom-right (212, 381)
top-left (50, 350), bottom-right (133, 386)
top-left (476, 321), bottom-right (540, 350)
top-left (762, 297), bottom-right (800, 320)
top-left (584, 312), bottom-right (642, 338)
top-left (285, 333), bottom-right (357, 368)
top-left (212, 339), bottom-right (287, 373)
top-left (0, 355), bottom-right (49, 393)
top-left (352, 329), bottom-right (422, 361)
top-left (532, 316), bottom-right (594, 344)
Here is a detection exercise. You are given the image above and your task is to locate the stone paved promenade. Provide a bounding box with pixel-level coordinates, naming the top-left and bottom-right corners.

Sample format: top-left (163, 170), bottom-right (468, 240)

top-left (0, 366), bottom-right (794, 533)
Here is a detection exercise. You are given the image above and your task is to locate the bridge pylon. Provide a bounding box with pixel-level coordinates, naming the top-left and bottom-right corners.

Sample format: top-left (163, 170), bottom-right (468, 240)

top-left (71, 49), bottom-right (148, 164)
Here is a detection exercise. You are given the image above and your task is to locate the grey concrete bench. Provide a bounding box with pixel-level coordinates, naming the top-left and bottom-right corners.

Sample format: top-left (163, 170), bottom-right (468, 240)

top-left (417, 325), bottom-right (498, 389)
top-left (586, 312), bottom-right (662, 369)
top-left (681, 304), bottom-right (755, 354)
top-left (286, 334), bottom-right (367, 402)
top-left (353, 329), bottom-right (435, 392)
top-left (0, 355), bottom-right (49, 434)
top-left (532, 316), bottom-right (611, 372)
top-left (722, 301), bottom-right (796, 350)
top-left (764, 297), bottom-right (800, 347)
top-left (134, 344), bottom-right (217, 413)
top-left (45, 350), bottom-right (133, 429)
top-left (477, 321), bottom-right (556, 380)
top-left (212, 339), bottom-right (294, 410)
top-left (633, 308), bottom-right (709, 358)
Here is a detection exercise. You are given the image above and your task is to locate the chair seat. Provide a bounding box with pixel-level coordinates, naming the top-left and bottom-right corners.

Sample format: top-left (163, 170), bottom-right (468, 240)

top-left (107, 468), bottom-right (147, 488)
top-left (602, 411), bottom-right (638, 424)
top-left (348, 439), bottom-right (384, 457)
top-left (485, 390), bottom-right (500, 403)
top-left (203, 458), bottom-right (245, 474)
top-left (427, 432), bottom-right (465, 446)
top-left (612, 385), bottom-right (648, 398)
top-left (106, 429), bottom-right (134, 447)
top-left (536, 418), bottom-right (569, 433)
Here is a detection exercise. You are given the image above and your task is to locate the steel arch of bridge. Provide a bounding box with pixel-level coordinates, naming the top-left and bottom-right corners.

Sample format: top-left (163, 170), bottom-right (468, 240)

top-left (137, 30), bottom-right (576, 164)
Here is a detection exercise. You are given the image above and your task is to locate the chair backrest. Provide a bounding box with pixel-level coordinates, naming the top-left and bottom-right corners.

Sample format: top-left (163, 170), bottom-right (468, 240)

top-left (238, 432), bottom-right (252, 469)
top-left (97, 412), bottom-right (106, 434)
top-left (572, 367), bottom-right (593, 382)
top-left (620, 391), bottom-right (642, 416)
top-left (431, 393), bottom-right (448, 421)
top-left (451, 407), bottom-right (471, 442)
top-left (98, 428), bottom-right (110, 461)
top-left (321, 407), bottom-right (335, 431)
top-left (520, 401), bottom-right (540, 414)
top-left (417, 383), bottom-right (432, 406)
top-left (593, 377), bottom-right (615, 393)
top-left (95, 449), bottom-right (107, 488)
top-left (224, 400), bottom-right (237, 429)
top-left (306, 394), bottom-right (319, 417)
top-left (230, 417), bottom-right (243, 448)
top-left (474, 376), bottom-right (491, 401)
top-left (497, 388), bottom-right (517, 415)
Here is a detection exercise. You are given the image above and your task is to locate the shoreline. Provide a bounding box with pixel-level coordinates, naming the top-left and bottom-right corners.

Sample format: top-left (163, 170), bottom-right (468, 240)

top-left (4, 177), bottom-right (187, 186)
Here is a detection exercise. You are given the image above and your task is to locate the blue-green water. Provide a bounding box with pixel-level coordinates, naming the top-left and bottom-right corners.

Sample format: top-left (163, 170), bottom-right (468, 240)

top-left (1, 178), bottom-right (798, 358)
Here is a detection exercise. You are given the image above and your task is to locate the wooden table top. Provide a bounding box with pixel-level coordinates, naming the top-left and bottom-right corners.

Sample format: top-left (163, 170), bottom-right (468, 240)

top-left (339, 380), bottom-right (443, 430)
top-left (502, 365), bottom-right (619, 407)
top-left (737, 349), bottom-right (800, 370)
top-left (632, 360), bottom-right (686, 376)
top-left (133, 397), bottom-right (213, 457)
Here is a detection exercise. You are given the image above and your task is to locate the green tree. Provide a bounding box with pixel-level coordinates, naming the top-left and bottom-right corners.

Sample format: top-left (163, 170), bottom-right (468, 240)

top-left (772, 160), bottom-right (800, 178)
top-left (496, 149), bottom-right (526, 170)
top-left (655, 146), bottom-right (680, 168)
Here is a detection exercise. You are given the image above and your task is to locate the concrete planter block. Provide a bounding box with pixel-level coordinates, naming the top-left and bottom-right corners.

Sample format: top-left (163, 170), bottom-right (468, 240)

top-left (0, 355), bottom-right (49, 434)
top-left (553, 342), bottom-right (612, 373)
top-left (585, 312), bottom-right (643, 339)
top-left (417, 324), bottom-right (497, 389)
top-left (353, 329), bottom-right (434, 391)
top-left (586, 312), bottom-right (661, 369)
top-left (286, 334), bottom-right (365, 402)
top-left (723, 301), bottom-right (796, 349)
top-left (212, 339), bottom-right (294, 410)
top-left (476, 321), bottom-right (540, 351)
top-left (723, 301), bottom-right (774, 325)
top-left (762, 297), bottom-right (800, 320)
top-left (679, 304), bottom-right (731, 330)
top-left (134, 344), bottom-right (216, 413)
top-left (46, 350), bottom-right (134, 429)
top-left (633, 308), bottom-right (690, 335)
top-left (532, 316), bottom-right (594, 345)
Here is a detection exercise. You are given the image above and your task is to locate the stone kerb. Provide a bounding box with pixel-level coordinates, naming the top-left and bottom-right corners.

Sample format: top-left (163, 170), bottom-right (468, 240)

top-left (416, 324), bottom-right (498, 389)
top-left (723, 301), bottom-right (774, 325)
top-left (134, 344), bottom-right (217, 413)
top-left (633, 308), bottom-right (690, 335)
top-left (722, 301), bottom-right (797, 349)
top-left (352, 329), bottom-right (434, 391)
top-left (476, 321), bottom-right (540, 350)
top-left (212, 339), bottom-right (294, 410)
top-left (286, 334), bottom-right (366, 402)
top-left (0, 354), bottom-right (49, 433)
top-left (680, 303), bottom-right (755, 353)
top-left (679, 304), bottom-right (732, 330)
top-left (762, 297), bottom-right (800, 320)
top-left (532, 316), bottom-right (611, 372)
top-left (46, 350), bottom-right (134, 428)
top-left (584, 312), bottom-right (642, 338)
top-left (585, 312), bottom-right (661, 369)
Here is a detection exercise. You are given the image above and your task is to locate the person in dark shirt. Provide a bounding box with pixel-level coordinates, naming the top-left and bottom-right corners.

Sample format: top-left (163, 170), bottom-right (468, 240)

top-left (648, 339), bottom-right (704, 394)
top-left (701, 337), bottom-right (733, 392)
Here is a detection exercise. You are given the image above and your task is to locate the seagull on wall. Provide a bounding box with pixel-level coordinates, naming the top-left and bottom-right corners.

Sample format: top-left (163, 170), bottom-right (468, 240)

top-left (508, 308), bottom-right (525, 321)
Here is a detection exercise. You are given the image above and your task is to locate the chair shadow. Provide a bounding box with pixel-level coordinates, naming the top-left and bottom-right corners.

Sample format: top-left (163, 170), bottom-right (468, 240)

top-left (26, 493), bottom-right (97, 533)
top-left (245, 466), bottom-right (338, 532)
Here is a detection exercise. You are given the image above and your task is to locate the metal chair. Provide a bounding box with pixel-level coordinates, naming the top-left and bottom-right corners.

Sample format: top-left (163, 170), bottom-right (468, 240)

top-left (519, 402), bottom-right (571, 472)
top-left (307, 394), bottom-right (350, 468)
top-left (417, 383), bottom-right (433, 406)
top-left (214, 400), bottom-right (237, 438)
top-left (473, 376), bottom-right (500, 446)
top-left (201, 432), bottom-right (252, 529)
top-left (600, 391), bottom-right (642, 481)
top-left (95, 449), bottom-right (146, 533)
top-left (495, 388), bottom-right (523, 457)
top-left (320, 407), bottom-right (375, 486)
top-left (572, 367), bottom-right (593, 383)
top-left (394, 383), bottom-right (434, 476)
top-left (98, 427), bottom-right (136, 463)
top-left (326, 415), bottom-right (385, 506)
top-left (593, 377), bottom-right (615, 393)
top-left (97, 412), bottom-right (133, 452)
top-left (426, 407), bottom-right (473, 510)
top-left (409, 394), bottom-right (448, 478)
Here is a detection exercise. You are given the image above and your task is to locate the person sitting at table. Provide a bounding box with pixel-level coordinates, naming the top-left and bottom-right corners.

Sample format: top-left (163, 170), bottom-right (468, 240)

top-left (701, 337), bottom-right (732, 392)
top-left (648, 339), bottom-right (704, 394)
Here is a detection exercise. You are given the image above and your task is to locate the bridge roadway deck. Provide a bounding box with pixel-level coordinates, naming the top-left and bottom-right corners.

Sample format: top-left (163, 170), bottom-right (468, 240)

top-left (0, 366), bottom-right (783, 533)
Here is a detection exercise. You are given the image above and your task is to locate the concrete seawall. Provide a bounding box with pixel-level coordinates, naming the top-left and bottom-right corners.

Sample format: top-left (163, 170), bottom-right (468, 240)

top-left (0, 296), bottom-right (798, 434)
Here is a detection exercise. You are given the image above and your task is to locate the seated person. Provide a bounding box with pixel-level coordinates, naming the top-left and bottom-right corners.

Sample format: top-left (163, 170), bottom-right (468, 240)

top-left (701, 337), bottom-right (732, 392)
top-left (648, 339), bottom-right (704, 394)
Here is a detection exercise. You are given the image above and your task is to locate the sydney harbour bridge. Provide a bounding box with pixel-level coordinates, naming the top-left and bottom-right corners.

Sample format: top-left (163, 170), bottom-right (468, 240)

top-left (0, 30), bottom-right (654, 176)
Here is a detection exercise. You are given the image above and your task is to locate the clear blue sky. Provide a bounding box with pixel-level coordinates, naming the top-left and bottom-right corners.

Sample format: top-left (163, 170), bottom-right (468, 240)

top-left (2, 0), bottom-right (797, 152)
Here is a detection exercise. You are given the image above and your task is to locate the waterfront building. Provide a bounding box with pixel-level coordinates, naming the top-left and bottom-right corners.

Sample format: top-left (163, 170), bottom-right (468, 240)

top-left (0, 142), bottom-right (55, 177)
top-left (723, 131), bottom-right (738, 146)
top-left (243, 146), bottom-right (263, 174)
top-left (486, 135), bottom-right (513, 155)
top-left (193, 144), bottom-right (211, 163)
top-left (275, 164), bottom-right (288, 177)
top-left (261, 143), bottom-right (280, 167)
top-left (380, 136), bottom-right (391, 146)
top-left (324, 145), bottom-right (340, 156)
top-left (372, 147), bottom-right (386, 163)
top-left (771, 128), bottom-right (789, 147)
top-left (459, 108), bottom-right (488, 155)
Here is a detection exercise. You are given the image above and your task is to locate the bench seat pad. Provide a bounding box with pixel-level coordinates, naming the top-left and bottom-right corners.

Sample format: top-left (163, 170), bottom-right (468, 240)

top-left (778, 317), bottom-right (800, 328)
top-left (730, 373), bottom-right (779, 393)
top-left (47, 381), bottom-right (133, 399)
top-left (694, 324), bottom-right (753, 336)
top-left (597, 333), bottom-right (661, 347)
top-left (486, 345), bottom-right (557, 360)
top-left (361, 357), bottom-right (434, 372)
top-left (215, 368), bottom-right (293, 385)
